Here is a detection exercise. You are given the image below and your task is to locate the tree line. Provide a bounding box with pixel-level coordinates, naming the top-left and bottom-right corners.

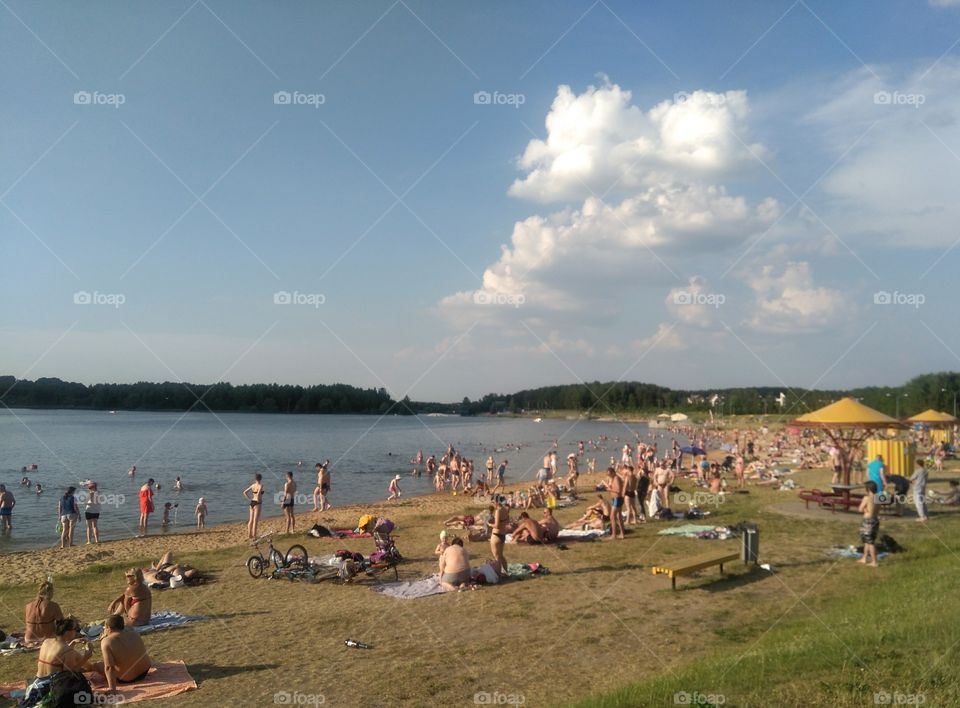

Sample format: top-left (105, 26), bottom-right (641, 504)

top-left (3, 372), bottom-right (960, 418)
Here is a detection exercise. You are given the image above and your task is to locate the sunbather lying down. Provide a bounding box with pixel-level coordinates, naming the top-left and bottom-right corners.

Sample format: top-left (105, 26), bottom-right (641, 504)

top-left (143, 552), bottom-right (200, 584)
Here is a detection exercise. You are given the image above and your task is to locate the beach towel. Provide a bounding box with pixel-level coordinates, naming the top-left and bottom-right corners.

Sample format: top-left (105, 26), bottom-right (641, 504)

top-left (332, 529), bottom-right (371, 538)
top-left (371, 575), bottom-right (444, 599)
top-left (0, 661), bottom-right (197, 703)
top-left (656, 524), bottom-right (718, 537)
top-left (82, 611), bottom-right (207, 640)
top-left (556, 528), bottom-right (607, 540)
top-left (830, 545), bottom-right (889, 560)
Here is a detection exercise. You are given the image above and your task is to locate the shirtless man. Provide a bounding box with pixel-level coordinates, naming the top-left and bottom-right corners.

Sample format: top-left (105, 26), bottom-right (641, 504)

top-left (282, 471), bottom-right (296, 533)
top-left (510, 512), bottom-right (546, 544)
top-left (438, 537), bottom-right (472, 591)
top-left (0, 484), bottom-right (15, 531)
top-left (622, 465), bottom-right (639, 525)
top-left (606, 467), bottom-right (625, 539)
top-left (549, 451), bottom-right (558, 481)
top-left (489, 497), bottom-right (509, 577)
top-left (539, 508), bottom-right (560, 542)
top-left (243, 473), bottom-right (264, 539)
top-left (100, 614), bottom-right (152, 689)
top-left (859, 480), bottom-right (880, 567)
top-left (538, 453), bottom-right (551, 484)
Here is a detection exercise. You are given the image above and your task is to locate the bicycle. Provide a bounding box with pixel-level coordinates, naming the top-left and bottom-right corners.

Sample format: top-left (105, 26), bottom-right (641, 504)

top-left (247, 534), bottom-right (309, 579)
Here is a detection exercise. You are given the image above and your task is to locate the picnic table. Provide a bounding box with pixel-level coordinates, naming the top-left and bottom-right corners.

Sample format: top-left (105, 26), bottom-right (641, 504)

top-left (830, 483), bottom-right (865, 508)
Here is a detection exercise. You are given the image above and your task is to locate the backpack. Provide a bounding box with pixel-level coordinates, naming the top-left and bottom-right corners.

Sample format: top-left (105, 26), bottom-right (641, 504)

top-left (46, 670), bottom-right (92, 707)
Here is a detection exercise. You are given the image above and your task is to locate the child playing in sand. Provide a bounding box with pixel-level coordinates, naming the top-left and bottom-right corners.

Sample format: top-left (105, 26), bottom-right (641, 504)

top-left (195, 498), bottom-right (207, 529)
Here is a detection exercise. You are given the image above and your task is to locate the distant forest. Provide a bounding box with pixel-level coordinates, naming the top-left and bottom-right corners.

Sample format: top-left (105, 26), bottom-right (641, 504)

top-left (2, 372), bottom-right (959, 418)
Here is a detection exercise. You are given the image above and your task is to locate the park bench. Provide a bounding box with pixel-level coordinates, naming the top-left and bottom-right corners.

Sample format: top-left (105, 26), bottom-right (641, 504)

top-left (651, 550), bottom-right (741, 590)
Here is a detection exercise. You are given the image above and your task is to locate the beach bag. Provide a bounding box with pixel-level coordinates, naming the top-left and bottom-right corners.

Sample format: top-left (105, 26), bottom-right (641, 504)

top-left (476, 560), bottom-right (499, 584)
top-left (46, 670), bottom-right (92, 707)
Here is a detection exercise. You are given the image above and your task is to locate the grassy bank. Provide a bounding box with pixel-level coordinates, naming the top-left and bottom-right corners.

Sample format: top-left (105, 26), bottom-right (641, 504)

top-left (579, 530), bottom-right (960, 708)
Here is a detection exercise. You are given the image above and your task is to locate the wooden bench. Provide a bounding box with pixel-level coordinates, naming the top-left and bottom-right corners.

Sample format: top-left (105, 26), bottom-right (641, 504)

top-left (651, 551), bottom-right (741, 590)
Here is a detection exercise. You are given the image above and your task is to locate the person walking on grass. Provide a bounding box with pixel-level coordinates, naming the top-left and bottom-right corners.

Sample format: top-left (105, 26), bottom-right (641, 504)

top-left (859, 480), bottom-right (880, 567)
top-left (910, 458), bottom-right (929, 522)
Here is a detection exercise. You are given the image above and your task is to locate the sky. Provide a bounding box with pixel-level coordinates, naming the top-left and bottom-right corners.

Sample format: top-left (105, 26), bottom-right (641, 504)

top-left (4, 0), bottom-right (960, 402)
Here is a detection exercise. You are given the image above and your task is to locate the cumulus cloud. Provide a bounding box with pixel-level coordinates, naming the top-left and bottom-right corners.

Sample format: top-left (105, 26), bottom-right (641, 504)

top-left (439, 185), bottom-right (779, 323)
top-left (744, 261), bottom-right (853, 334)
top-left (665, 276), bottom-right (727, 327)
top-left (509, 81), bottom-right (768, 203)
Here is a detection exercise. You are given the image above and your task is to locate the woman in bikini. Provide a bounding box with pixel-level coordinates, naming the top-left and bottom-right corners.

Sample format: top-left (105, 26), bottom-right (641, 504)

top-left (36, 617), bottom-right (100, 677)
top-left (489, 497), bottom-right (509, 577)
top-left (243, 473), bottom-right (264, 539)
top-left (24, 581), bottom-right (64, 645)
top-left (108, 568), bottom-right (152, 627)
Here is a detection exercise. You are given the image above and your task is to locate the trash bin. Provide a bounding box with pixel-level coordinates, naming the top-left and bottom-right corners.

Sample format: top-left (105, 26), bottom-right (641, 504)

top-left (741, 523), bottom-right (759, 564)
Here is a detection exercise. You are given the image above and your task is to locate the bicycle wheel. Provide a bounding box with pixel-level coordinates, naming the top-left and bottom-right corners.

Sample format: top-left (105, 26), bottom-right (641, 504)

top-left (247, 556), bottom-right (265, 578)
top-left (285, 544), bottom-right (309, 569)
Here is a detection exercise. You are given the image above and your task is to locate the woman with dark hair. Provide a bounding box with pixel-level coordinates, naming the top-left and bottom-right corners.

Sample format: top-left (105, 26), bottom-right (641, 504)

top-left (138, 479), bottom-right (155, 536)
top-left (24, 616), bottom-right (102, 706)
top-left (243, 473), bottom-right (264, 539)
top-left (58, 487), bottom-right (79, 548)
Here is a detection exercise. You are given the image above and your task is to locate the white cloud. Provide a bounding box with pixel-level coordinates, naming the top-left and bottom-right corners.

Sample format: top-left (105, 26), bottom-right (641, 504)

top-left (666, 276), bottom-right (725, 327)
top-left (805, 60), bottom-right (960, 248)
top-left (439, 185), bottom-right (778, 324)
top-left (628, 322), bottom-right (687, 353)
top-left (744, 261), bottom-right (854, 334)
top-left (930, 0), bottom-right (960, 7)
top-left (509, 80), bottom-right (768, 203)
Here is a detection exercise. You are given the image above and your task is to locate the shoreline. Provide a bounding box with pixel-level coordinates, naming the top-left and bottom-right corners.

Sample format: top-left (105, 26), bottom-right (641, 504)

top-left (0, 472), bottom-right (579, 586)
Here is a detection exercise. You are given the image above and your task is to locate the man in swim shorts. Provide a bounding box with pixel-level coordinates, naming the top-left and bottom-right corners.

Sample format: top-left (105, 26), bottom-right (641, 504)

top-left (0, 484), bottom-right (14, 531)
top-left (100, 614), bottom-right (152, 690)
top-left (282, 471), bottom-right (296, 533)
top-left (859, 480), bottom-right (880, 566)
top-left (606, 467), bottom-right (625, 539)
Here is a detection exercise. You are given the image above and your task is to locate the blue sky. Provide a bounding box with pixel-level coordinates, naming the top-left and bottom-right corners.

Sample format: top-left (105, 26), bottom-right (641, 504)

top-left (4, 0), bottom-right (960, 401)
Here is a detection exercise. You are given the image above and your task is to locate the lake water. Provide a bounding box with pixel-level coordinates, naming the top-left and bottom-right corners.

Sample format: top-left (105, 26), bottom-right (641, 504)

top-left (0, 409), bottom-right (679, 551)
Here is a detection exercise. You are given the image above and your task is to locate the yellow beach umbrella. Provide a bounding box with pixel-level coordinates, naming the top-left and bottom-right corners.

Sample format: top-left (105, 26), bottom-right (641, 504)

top-left (905, 409), bottom-right (958, 426)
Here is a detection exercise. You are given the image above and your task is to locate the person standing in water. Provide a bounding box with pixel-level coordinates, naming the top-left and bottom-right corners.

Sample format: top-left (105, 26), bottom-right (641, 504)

top-left (0, 484), bottom-right (15, 533)
top-left (84, 482), bottom-right (101, 544)
top-left (137, 479), bottom-right (154, 536)
top-left (243, 474), bottom-right (263, 539)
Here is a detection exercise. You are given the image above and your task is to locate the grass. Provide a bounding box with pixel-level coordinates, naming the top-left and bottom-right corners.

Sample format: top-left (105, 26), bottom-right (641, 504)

top-left (1, 465), bottom-right (958, 706)
top-left (578, 533), bottom-right (960, 707)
